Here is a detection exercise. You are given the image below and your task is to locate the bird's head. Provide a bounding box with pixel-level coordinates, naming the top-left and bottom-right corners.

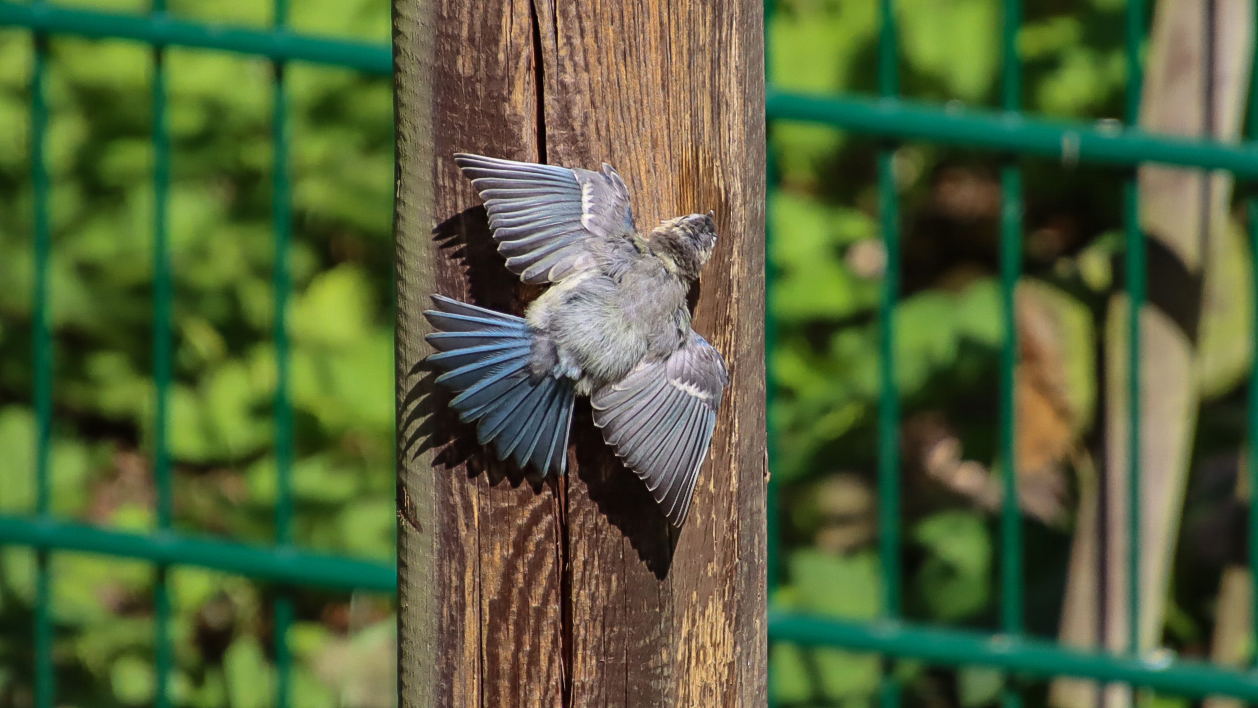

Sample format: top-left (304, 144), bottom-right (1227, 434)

top-left (648, 211), bottom-right (717, 281)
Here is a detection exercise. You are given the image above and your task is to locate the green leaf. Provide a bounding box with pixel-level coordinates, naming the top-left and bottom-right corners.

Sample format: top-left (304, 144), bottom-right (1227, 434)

top-left (292, 455), bottom-right (361, 505)
top-left (168, 384), bottom-right (215, 462)
top-left (292, 664), bottom-right (337, 708)
top-left (790, 549), bottom-right (880, 619)
top-left (202, 359), bottom-right (272, 456)
top-left (769, 642), bottom-right (814, 704)
top-left (776, 550), bottom-right (883, 701)
top-left (225, 636), bottom-right (274, 708)
top-left (899, 0), bottom-right (999, 100)
top-left (55, 553), bottom-right (151, 624)
top-left (771, 194), bottom-right (879, 322)
top-left (958, 666), bottom-right (1004, 707)
top-left (912, 511), bottom-right (992, 621)
top-left (1035, 47), bottom-right (1125, 117)
top-left (1145, 694), bottom-right (1192, 708)
top-left (336, 496), bottom-right (396, 560)
top-left (292, 265), bottom-right (375, 347)
top-left (0, 407), bottom-right (35, 512)
top-left (1, 547), bottom-right (35, 604)
top-left (111, 654), bottom-right (156, 705)
top-left (1019, 17), bottom-right (1083, 60)
top-left (289, 621), bottom-right (334, 662)
top-left (171, 567), bottom-right (224, 613)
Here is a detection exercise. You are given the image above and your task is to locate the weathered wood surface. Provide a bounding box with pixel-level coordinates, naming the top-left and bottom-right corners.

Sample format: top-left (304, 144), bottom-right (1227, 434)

top-left (1050, 2), bottom-right (1253, 707)
top-left (393, 0), bottom-right (767, 705)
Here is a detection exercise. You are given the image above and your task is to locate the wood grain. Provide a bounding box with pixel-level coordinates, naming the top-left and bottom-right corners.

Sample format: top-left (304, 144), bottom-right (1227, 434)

top-left (394, 0), bottom-right (564, 705)
top-left (535, 1), bottom-right (766, 706)
top-left (395, 0), bottom-right (766, 704)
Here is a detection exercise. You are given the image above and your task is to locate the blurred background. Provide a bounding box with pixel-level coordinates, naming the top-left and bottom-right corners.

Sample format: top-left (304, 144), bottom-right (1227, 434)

top-left (0, 0), bottom-right (1252, 705)
top-left (0, 0), bottom-right (395, 705)
top-left (767, 0), bottom-right (1253, 706)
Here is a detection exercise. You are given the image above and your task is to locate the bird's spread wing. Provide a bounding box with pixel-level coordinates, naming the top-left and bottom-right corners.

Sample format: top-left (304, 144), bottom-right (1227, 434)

top-left (590, 331), bottom-right (729, 526)
top-left (454, 153), bottom-right (636, 284)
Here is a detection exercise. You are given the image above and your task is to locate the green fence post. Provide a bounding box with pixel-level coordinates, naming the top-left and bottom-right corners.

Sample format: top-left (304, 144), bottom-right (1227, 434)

top-left (876, 2), bottom-right (903, 708)
top-left (271, 0), bottom-right (295, 705)
top-left (997, 3), bottom-right (1025, 708)
top-left (148, 0), bottom-right (175, 703)
top-left (1123, 0), bottom-right (1146, 672)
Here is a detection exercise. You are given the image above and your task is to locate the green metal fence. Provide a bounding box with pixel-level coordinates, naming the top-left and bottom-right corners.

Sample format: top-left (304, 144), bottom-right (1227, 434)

top-left (0, 2), bottom-right (394, 707)
top-left (9, 0), bottom-right (1258, 705)
top-left (765, 0), bottom-right (1258, 703)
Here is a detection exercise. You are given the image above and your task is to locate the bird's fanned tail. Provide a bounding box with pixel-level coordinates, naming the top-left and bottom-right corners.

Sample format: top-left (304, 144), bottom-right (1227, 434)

top-left (423, 294), bottom-right (574, 476)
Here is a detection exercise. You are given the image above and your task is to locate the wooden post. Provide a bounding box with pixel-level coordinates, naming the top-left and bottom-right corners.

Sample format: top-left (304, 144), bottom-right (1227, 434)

top-left (393, 0), bottom-right (766, 705)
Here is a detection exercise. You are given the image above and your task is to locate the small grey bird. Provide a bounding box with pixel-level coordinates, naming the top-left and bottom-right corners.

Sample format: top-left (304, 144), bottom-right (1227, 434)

top-left (423, 153), bottom-right (728, 526)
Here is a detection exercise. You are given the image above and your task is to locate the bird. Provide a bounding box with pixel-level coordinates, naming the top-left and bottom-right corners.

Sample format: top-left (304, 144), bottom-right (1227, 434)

top-left (423, 153), bottom-right (729, 527)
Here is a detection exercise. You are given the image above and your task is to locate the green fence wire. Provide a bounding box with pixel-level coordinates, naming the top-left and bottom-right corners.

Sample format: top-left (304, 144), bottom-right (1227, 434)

top-left (766, 0), bottom-right (1258, 704)
top-left (0, 2), bottom-right (394, 706)
top-left (10, 0), bottom-right (1258, 704)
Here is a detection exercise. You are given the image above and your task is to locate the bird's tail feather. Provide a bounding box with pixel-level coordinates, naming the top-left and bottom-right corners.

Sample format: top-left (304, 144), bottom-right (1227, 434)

top-left (424, 294), bottom-right (574, 476)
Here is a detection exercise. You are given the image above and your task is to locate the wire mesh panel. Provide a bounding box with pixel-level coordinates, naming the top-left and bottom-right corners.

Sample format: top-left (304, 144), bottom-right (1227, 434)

top-left (0, 2), bottom-right (395, 706)
top-left (766, 0), bottom-right (1258, 704)
top-left (9, 0), bottom-right (1258, 703)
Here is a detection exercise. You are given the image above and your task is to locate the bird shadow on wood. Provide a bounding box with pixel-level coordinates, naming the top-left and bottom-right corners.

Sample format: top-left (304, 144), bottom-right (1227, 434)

top-left (433, 205), bottom-right (527, 314)
top-left (572, 400), bottom-right (678, 580)
top-left (397, 206), bottom-right (543, 494)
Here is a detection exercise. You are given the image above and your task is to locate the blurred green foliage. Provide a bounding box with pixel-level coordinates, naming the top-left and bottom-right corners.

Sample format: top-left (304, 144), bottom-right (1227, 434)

top-left (0, 0), bottom-right (1252, 705)
top-left (768, 0), bottom-right (1254, 706)
top-left (0, 0), bottom-right (395, 705)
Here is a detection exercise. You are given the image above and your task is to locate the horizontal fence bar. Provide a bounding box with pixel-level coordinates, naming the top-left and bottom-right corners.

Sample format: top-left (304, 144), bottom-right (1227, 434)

top-left (0, 0), bottom-right (391, 74)
top-left (767, 91), bottom-right (1258, 177)
top-left (770, 613), bottom-right (1258, 700)
top-left (0, 515), bottom-right (396, 593)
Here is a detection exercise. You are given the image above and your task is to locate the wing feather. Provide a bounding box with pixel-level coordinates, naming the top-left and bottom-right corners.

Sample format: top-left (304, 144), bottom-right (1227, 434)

top-left (455, 153), bottom-right (635, 284)
top-left (591, 332), bottom-right (729, 526)
top-left (656, 407), bottom-right (701, 504)
top-left (663, 409), bottom-right (715, 523)
top-left (635, 391), bottom-right (691, 484)
top-left (604, 382), bottom-right (672, 447)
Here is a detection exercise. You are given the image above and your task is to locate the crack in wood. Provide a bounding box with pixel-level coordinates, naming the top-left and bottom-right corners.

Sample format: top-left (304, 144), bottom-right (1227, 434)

top-left (529, 0), bottom-right (548, 165)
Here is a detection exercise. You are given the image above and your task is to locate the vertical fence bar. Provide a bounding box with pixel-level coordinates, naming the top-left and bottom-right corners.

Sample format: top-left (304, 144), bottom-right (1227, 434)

top-left (1123, 0), bottom-right (1145, 666)
top-left (149, 0), bottom-right (174, 704)
top-left (29, 14), bottom-right (54, 708)
top-left (997, 0), bottom-right (1025, 703)
top-left (876, 1), bottom-right (902, 707)
top-left (271, 0), bottom-right (295, 704)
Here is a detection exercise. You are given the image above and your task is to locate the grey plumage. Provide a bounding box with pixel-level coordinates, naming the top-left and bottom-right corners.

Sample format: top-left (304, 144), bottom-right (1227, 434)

top-left (423, 153), bottom-right (728, 527)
